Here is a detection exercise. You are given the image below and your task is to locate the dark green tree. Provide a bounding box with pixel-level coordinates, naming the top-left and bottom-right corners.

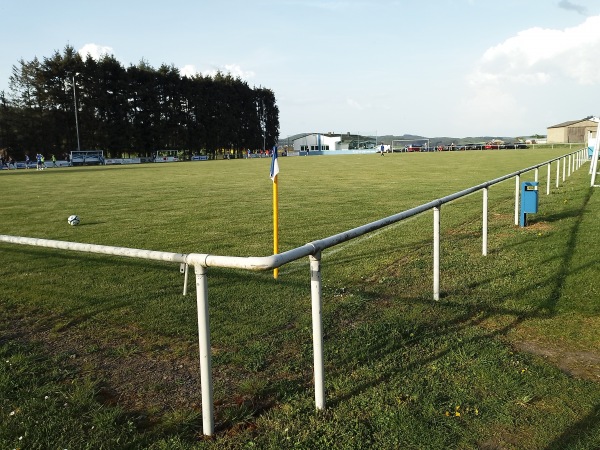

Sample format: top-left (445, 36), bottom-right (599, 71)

top-left (1, 45), bottom-right (280, 159)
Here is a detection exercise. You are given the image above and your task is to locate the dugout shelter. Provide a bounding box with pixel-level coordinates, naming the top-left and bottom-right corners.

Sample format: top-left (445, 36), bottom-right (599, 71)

top-left (70, 150), bottom-right (105, 166)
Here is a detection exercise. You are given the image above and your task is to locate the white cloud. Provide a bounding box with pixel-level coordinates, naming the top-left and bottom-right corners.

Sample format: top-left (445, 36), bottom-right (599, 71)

top-left (469, 15), bottom-right (600, 86)
top-left (180, 64), bottom-right (198, 78)
top-left (179, 63), bottom-right (255, 80)
top-left (78, 43), bottom-right (114, 61)
top-left (346, 98), bottom-right (364, 110)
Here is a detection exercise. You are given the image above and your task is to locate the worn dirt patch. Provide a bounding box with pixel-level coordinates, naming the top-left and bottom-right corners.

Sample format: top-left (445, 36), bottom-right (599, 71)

top-left (1, 313), bottom-right (203, 421)
top-left (513, 339), bottom-right (600, 381)
top-left (523, 221), bottom-right (553, 232)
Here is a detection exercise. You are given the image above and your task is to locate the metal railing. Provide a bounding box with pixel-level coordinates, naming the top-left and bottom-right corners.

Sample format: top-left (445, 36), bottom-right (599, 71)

top-left (0, 148), bottom-right (587, 436)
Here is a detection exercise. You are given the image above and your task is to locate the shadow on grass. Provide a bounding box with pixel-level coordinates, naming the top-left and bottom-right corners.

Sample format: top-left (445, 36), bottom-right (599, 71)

top-left (319, 186), bottom-right (598, 448)
top-left (541, 186), bottom-right (593, 313)
top-left (545, 403), bottom-right (600, 450)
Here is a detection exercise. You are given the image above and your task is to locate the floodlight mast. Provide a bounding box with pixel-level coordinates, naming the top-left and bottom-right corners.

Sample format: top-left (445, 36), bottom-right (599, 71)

top-left (72, 73), bottom-right (81, 152)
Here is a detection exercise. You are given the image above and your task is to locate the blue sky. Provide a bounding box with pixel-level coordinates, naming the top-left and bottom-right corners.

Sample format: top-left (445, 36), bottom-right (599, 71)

top-left (1, 0), bottom-right (599, 138)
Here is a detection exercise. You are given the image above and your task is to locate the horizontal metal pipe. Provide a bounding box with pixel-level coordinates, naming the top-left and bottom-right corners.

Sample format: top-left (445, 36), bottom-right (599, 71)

top-left (0, 235), bottom-right (189, 263)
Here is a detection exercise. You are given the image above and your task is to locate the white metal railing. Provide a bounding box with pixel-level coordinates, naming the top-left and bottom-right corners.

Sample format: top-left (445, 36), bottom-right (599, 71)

top-left (0, 148), bottom-right (587, 436)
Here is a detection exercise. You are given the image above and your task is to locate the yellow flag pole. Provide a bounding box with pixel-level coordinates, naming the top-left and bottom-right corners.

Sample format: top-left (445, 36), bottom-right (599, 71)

top-left (273, 174), bottom-right (279, 279)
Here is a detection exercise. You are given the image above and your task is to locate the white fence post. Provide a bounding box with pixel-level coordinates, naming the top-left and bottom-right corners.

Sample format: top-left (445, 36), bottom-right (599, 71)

top-left (310, 253), bottom-right (325, 410)
top-left (482, 188), bottom-right (488, 256)
top-left (563, 157), bottom-right (566, 181)
top-left (556, 159), bottom-right (560, 188)
top-left (546, 163), bottom-right (551, 195)
top-left (568, 154), bottom-right (571, 177)
top-left (195, 264), bottom-right (215, 436)
top-left (514, 175), bottom-right (520, 226)
top-left (433, 206), bottom-right (440, 301)
top-left (534, 168), bottom-right (539, 184)
top-left (182, 264), bottom-right (189, 296)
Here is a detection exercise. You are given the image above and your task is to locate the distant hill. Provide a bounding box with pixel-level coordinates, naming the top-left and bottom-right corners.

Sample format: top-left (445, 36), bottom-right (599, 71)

top-left (372, 134), bottom-right (527, 146)
top-left (278, 133), bottom-right (543, 146)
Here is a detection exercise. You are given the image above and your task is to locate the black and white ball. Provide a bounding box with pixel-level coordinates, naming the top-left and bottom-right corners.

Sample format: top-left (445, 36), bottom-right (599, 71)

top-left (67, 215), bottom-right (80, 226)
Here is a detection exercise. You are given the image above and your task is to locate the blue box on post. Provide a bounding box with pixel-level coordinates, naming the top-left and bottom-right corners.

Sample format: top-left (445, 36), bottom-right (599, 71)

top-left (520, 181), bottom-right (538, 227)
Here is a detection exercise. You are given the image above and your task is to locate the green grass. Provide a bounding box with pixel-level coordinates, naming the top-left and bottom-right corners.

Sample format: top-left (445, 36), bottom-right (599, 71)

top-left (1, 148), bottom-right (600, 449)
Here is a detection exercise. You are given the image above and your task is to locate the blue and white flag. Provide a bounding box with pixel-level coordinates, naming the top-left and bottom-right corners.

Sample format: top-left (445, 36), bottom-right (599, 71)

top-left (269, 146), bottom-right (279, 182)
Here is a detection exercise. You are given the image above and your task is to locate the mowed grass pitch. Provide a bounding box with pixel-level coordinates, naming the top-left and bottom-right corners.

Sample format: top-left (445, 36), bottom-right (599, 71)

top-left (1, 148), bottom-right (600, 449)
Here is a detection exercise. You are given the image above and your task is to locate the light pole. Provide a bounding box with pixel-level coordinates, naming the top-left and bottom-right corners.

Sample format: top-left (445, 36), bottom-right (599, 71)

top-left (72, 73), bottom-right (81, 152)
top-left (262, 98), bottom-right (266, 151)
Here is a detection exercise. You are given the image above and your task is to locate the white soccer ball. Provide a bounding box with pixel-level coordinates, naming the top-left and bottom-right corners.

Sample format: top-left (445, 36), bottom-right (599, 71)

top-left (67, 215), bottom-right (80, 226)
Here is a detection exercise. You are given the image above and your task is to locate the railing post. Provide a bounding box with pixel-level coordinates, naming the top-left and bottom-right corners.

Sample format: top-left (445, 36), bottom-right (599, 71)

top-left (309, 252), bottom-right (325, 410)
top-left (482, 188), bottom-right (488, 256)
top-left (568, 154), bottom-right (571, 177)
top-left (556, 158), bottom-right (560, 188)
top-left (514, 174), bottom-right (520, 226)
top-left (546, 163), bottom-right (551, 195)
top-left (182, 263), bottom-right (189, 296)
top-left (562, 156), bottom-right (566, 181)
top-left (433, 206), bottom-right (440, 301)
top-left (195, 264), bottom-right (214, 436)
top-left (534, 167), bottom-right (539, 184)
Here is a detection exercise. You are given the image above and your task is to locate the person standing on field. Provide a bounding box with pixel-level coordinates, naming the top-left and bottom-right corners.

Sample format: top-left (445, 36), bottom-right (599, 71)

top-left (52, 154), bottom-right (57, 167)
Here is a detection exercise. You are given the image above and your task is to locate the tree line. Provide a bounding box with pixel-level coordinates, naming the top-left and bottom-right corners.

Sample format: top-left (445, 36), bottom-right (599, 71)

top-left (0, 45), bottom-right (279, 160)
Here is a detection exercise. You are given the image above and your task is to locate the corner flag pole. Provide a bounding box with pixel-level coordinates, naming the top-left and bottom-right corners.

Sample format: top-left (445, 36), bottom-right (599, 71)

top-left (270, 147), bottom-right (280, 279)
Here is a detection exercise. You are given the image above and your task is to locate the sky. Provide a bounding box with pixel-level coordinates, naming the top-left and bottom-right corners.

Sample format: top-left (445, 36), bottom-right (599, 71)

top-left (1, 0), bottom-right (600, 139)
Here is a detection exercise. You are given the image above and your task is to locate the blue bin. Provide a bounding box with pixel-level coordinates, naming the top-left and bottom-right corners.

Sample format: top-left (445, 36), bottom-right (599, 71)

top-left (520, 181), bottom-right (538, 227)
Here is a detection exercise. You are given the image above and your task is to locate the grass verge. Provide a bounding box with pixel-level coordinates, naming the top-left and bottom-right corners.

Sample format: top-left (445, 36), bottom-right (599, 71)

top-left (1, 148), bottom-right (599, 448)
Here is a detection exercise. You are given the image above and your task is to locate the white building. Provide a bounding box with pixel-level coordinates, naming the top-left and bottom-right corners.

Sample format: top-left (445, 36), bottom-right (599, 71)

top-left (291, 133), bottom-right (342, 152)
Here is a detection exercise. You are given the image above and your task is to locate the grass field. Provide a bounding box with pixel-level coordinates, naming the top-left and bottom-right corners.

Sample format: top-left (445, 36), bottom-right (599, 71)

top-left (1, 148), bottom-right (600, 449)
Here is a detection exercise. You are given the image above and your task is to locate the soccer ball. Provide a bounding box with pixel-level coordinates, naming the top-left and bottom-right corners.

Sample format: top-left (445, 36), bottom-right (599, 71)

top-left (67, 215), bottom-right (80, 226)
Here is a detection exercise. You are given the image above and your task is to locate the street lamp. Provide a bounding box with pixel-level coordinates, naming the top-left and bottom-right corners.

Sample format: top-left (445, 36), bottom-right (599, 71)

top-left (72, 73), bottom-right (81, 152)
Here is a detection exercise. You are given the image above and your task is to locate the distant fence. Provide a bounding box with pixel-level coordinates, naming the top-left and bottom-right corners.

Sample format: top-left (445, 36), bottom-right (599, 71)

top-left (0, 148), bottom-right (588, 436)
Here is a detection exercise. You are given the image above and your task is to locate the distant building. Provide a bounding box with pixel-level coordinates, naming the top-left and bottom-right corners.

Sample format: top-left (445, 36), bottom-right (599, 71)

top-left (290, 133), bottom-right (342, 152)
top-left (547, 117), bottom-right (599, 143)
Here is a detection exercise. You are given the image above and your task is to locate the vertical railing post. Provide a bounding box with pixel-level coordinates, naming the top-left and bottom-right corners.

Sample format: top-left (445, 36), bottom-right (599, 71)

top-left (568, 154), bottom-right (571, 177)
top-left (195, 264), bottom-right (214, 436)
top-left (546, 163), bottom-right (551, 195)
top-left (309, 252), bottom-right (325, 410)
top-left (562, 156), bottom-right (566, 181)
top-left (182, 263), bottom-right (189, 296)
top-left (534, 167), bottom-right (539, 184)
top-left (514, 174), bottom-right (520, 226)
top-left (482, 187), bottom-right (488, 256)
top-left (556, 158), bottom-right (560, 188)
top-left (433, 206), bottom-right (440, 301)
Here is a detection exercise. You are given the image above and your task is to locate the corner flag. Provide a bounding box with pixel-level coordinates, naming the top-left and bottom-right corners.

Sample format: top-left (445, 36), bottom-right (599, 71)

top-left (270, 147), bottom-right (280, 181)
top-left (270, 147), bottom-right (279, 279)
